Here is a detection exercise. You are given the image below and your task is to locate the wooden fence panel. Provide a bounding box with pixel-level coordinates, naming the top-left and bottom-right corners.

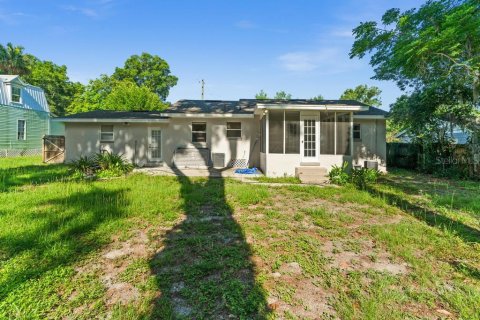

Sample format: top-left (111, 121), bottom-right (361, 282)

top-left (42, 135), bottom-right (65, 164)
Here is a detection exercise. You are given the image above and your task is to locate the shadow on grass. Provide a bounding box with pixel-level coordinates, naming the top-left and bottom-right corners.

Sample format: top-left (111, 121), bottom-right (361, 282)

top-left (0, 186), bottom-right (128, 300)
top-left (366, 184), bottom-right (480, 244)
top-left (149, 170), bottom-right (270, 319)
top-left (0, 164), bottom-right (70, 192)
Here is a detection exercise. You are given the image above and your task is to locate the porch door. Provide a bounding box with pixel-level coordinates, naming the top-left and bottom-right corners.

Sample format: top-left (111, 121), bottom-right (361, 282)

top-left (148, 128), bottom-right (162, 162)
top-left (300, 115), bottom-right (319, 162)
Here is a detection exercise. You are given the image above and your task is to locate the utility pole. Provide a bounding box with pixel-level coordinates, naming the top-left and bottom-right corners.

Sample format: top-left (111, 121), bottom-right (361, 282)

top-left (200, 79), bottom-right (205, 100)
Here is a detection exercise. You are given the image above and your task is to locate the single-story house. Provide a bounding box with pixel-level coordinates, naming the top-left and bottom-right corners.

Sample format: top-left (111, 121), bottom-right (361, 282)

top-left (54, 99), bottom-right (388, 177)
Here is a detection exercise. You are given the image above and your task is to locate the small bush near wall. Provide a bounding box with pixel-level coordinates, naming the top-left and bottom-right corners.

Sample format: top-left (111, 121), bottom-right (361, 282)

top-left (328, 162), bottom-right (350, 186)
top-left (329, 161), bottom-right (381, 189)
top-left (69, 152), bottom-right (133, 179)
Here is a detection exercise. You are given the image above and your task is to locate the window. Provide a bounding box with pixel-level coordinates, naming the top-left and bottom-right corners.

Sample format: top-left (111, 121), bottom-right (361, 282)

top-left (320, 112), bottom-right (335, 155)
top-left (269, 110), bottom-right (284, 153)
top-left (100, 125), bottom-right (114, 142)
top-left (285, 111), bottom-right (300, 154)
top-left (12, 86), bottom-right (21, 103)
top-left (192, 122), bottom-right (206, 143)
top-left (336, 112), bottom-right (351, 155)
top-left (17, 120), bottom-right (26, 140)
top-left (226, 122), bottom-right (241, 139)
top-left (353, 124), bottom-right (361, 140)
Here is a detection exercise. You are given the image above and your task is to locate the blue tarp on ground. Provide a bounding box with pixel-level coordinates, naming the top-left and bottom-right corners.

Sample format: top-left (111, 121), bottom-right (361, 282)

top-left (235, 167), bottom-right (258, 174)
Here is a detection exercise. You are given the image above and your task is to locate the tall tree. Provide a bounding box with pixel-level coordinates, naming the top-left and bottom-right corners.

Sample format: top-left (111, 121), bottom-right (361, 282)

top-left (350, 0), bottom-right (480, 105)
top-left (340, 85), bottom-right (382, 106)
top-left (0, 43), bottom-right (29, 75)
top-left (102, 80), bottom-right (167, 111)
top-left (255, 89), bottom-right (268, 100)
top-left (113, 53), bottom-right (178, 101)
top-left (274, 91), bottom-right (292, 100)
top-left (67, 75), bottom-right (115, 114)
top-left (23, 56), bottom-right (82, 115)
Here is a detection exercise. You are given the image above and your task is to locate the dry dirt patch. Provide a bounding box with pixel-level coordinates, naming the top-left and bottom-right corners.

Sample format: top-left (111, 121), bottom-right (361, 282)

top-left (323, 238), bottom-right (409, 275)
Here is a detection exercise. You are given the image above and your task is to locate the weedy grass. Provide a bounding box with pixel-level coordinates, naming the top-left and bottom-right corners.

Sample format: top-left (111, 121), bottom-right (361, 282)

top-left (0, 158), bottom-right (478, 319)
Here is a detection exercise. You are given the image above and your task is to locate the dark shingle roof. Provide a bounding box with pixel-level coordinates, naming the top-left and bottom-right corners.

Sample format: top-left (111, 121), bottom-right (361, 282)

top-left (60, 110), bottom-right (168, 120)
top-left (354, 106), bottom-right (389, 117)
top-left (58, 100), bottom-right (388, 120)
top-left (239, 99), bottom-right (371, 107)
top-left (165, 100), bottom-right (255, 114)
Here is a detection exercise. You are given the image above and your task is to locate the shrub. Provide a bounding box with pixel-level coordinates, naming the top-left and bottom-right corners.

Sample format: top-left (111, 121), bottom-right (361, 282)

top-left (94, 152), bottom-right (133, 174)
top-left (328, 161), bottom-right (350, 185)
top-left (69, 156), bottom-right (96, 177)
top-left (70, 152), bottom-right (133, 179)
top-left (351, 167), bottom-right (381, 190)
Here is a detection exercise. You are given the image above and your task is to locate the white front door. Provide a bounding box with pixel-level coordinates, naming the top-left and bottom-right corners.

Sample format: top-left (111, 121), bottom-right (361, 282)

top-left (300, 115), bottom-right (319, 163)
top-left (148, 128), bottom-right (162, 162)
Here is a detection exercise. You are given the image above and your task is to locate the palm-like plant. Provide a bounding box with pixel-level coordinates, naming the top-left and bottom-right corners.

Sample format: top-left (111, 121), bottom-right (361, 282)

top-left (0, 43), bottom-right (29, 75)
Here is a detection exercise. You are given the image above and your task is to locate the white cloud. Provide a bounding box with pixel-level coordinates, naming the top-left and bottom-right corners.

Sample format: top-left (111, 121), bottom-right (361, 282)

top-left (62, 5), bottom-right (99, 18)
top-left (330, 28), bottom-right (353, 38)
top-left (235, 20), bottom-right (256, 29)
top-left (0, 10), bottom-right (28, 25)
top-left (277, 47), bottom-right (362, 74)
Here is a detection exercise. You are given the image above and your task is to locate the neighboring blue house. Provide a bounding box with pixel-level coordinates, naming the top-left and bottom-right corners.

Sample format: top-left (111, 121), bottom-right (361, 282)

top-left (396, 127), bottom-right (471, 144)
top-left (0, 75), bottom-right (62, 157)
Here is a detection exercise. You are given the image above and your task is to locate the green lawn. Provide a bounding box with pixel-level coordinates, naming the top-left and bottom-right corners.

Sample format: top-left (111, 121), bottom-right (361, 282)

top-left (0, 157), bottom-right (479, 319)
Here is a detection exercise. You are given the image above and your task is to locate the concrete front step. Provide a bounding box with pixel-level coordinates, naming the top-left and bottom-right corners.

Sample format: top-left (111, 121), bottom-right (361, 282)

top-left (174, 148), bottom-right (211, 168)
top-left (295, 166), bottom-right (329, 184)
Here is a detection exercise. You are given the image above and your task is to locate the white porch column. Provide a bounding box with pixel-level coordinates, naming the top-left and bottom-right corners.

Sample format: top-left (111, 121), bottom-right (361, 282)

top-left (350, 112), bottom-right (354, 158)
top-left (265, 110), bottom-right (269, 154)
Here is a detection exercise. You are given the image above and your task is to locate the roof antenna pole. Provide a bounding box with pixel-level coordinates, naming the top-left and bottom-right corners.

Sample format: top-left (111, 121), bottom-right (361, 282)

top-left (200, 79), bottom-right (205, 100)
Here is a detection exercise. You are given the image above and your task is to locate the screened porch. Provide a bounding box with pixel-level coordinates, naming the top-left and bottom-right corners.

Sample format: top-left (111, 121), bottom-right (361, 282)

top-left (259, 110), bottom-right (353, 177)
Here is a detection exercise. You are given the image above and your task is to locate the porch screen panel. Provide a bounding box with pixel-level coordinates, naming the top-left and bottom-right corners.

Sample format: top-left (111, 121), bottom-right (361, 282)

top-left (320, 112), bottom-right (335, 154)
top-left (336, 112), bottom-right (351, 155)
top-left (269, 110), bottom-right (284, 153)
top-left (285, 111), bottom-right (300, 154)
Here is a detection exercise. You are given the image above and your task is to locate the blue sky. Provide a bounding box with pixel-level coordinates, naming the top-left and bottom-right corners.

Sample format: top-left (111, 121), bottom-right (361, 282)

top-left (2, 0), bottom-right (424, 109)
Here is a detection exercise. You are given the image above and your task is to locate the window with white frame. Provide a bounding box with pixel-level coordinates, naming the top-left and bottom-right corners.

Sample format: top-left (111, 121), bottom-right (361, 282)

top-left (17, 120), bottom-right (26, 140)
top-left (353, 123), bottom-right (361, 140)
top-left (192, 122), bottom-right (207, 142)
top-left (226, 122), bottom-right (241, 139)
top-left (12, 86), bottom-right (21, 103)
top-left (100, 125), bottom-right (114, 142)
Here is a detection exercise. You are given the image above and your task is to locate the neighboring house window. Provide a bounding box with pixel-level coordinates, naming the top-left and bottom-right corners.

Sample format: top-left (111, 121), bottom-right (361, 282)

top-left (192, 122), bottom-right (206, 142)
top-left (226, 122), bottom-right (241, 139)
top-left (17, 120), bottom-right (26, 140)
top-left (100, 125), bottom-right (114, 142)
top-left (12, 86), bottom-right (21, 103)
top-left (353, 124), bottom-right (361, 140)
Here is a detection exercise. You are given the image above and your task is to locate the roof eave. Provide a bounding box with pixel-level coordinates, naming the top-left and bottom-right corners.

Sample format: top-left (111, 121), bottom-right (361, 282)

top-left (255, 104), bottom-right (369, 112)
top-left (52, 118), bottom-right (170, 123)
top-left (161, 113), bottom-right (254, 118)
top-left (353, 115), bottom-right (387, 119)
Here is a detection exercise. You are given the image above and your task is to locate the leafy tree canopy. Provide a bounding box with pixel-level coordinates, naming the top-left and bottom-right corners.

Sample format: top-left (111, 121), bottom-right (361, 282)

top-left (0, 43), bottom-right (29, 75)
top-left (113, 52), bottom-right (178, 101)
top-left (103, 80), bottom-right (167, 111)
top-left (350, 0), bottom-right (480, 104)
top-left (23, 56), bottom-right (82, 115)
top-left (67, 78), bottom-right (168, 114)
top-left (274, 91), bottom-right (292, 100)
top-left (311, 94), bottom-right (325, 101)
top-left (340, 85), bottom-right (382, 106)
top-left (255, 89), bottom-right (268, 100)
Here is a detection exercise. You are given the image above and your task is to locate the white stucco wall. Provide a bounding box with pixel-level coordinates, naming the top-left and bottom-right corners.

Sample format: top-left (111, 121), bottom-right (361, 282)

top-left (352, 119), bottom-right (387, 172)
top-left (63, 115), bottom-right (386, 176)
top-left (64, 117), bottom-right (261, 167)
